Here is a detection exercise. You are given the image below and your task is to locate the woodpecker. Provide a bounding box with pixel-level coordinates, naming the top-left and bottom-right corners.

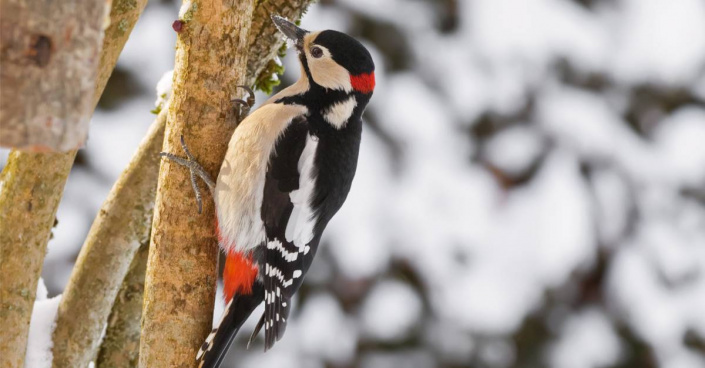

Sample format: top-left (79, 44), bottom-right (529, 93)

top-left (161, 15), bottom-right (375, 368)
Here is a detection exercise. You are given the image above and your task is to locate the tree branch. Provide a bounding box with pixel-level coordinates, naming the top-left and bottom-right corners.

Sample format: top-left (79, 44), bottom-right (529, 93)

top-left (96, 241), bottom-right (150, 368)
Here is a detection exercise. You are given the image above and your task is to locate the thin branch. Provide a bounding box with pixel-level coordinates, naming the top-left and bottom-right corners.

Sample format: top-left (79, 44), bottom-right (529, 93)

top-left (95, 241), bottom-right (150, 368)
top-left (51, 110), bottom-right (165, 368)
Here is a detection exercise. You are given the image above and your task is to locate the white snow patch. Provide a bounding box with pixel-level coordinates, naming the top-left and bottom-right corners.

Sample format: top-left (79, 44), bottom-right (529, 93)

top-left (537, 86), bottom-right (673, 184)
top-left (298, 294), bottom-right (357, 364)
top-left (550, 309), bottom-right (621, 368)
top-left (590, 168), bottom-right (631, 246)
top-left (154, 69), bottom-right (174, 111)
top-left (25, 278), bottom-right (62, 368)
top-left (653, 107), bottom-right (705, 185)
top-left (360, 281), bottom-right (422, 341)
top-left (611, 0), bottom-right (705, 84)
top-left (178, 0), bottom-right (193, 18)
top-left (467, 0), bottom-right (609, 70)
top-left (438, 153), bottom-right (594, 333)
top-left (484, 125), bottom-right (544, 175)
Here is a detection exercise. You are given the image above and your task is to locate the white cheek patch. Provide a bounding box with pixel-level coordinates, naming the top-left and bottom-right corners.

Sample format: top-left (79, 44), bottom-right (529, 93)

top-left (306, 44), bottom-right (353, 92)
top-left (323, 96), bottom-right (357, 129)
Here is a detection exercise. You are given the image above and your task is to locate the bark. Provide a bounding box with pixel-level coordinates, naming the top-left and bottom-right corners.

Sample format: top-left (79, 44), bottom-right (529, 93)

top-left (0, 0), bottom-right (109, 151)
top-left (95, 242), bottom-right (150, 368)
top-left (138, 1), bottom-right (256, 366)
top-left (0, 152), bottom-right (75, 368)
top-left (245, 0), bottom-right (313, 89)
top-left (0, 0), bottom-right (147, 365)
top-left (93, 0), bottom-right (150, 107)
top-left (51, 111), bottom-right (165, 368)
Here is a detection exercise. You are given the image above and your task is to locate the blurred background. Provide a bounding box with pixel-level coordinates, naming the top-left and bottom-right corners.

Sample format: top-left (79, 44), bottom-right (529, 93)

top-left (2, 0), bottom-right (705, 367)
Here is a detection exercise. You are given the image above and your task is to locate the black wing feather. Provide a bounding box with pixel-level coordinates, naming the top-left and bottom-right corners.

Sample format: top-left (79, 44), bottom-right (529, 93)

top-left (255, 117), bottom-right (317, 351)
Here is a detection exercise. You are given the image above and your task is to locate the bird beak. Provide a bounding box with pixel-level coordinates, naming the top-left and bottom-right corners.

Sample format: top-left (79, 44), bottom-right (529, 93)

top-left (272, 15), bottom-right (308, 51)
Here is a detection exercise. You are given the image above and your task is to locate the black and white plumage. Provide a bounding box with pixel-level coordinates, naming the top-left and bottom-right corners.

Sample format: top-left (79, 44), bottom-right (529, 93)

top-left (188, 15), bottom-right (375, 368)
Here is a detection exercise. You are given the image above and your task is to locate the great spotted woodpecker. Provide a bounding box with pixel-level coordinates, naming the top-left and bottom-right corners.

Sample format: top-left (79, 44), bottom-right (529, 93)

top-left (161, 15), bottom-right (375, 368)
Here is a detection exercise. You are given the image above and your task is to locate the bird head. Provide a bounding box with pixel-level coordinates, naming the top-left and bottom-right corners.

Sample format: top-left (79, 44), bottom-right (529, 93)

top-left (272, 15), bottom-right (375, 95)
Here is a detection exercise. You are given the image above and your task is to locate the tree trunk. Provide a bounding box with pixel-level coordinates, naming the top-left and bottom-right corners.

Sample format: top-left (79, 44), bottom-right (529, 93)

top-left (0, 0), bottom-right (147, 365)
top-left (51, 110), bottom-right (164, 368)
top-left (95, 241), bottom-right (150, 368)
top-left (137, 1), bottom-right (256, 367)
top-left (0, 0), bottom-right (109, 151)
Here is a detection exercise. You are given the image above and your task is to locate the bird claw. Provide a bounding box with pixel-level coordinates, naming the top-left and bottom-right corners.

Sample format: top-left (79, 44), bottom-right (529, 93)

top-left (159, 135), bottom-right (216, 214)
top-left (232, 85), bottom-right (255, 121)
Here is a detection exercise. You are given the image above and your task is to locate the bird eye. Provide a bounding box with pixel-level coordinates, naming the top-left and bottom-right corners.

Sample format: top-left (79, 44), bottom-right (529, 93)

top-left (310, 46), bottom-right (323, 58)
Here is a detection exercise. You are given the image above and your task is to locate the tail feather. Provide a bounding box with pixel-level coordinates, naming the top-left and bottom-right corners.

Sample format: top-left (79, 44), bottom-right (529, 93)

top-left (247, 314), bottom-right (265, 349)
top-left (198, 284), bottom-right (264, 368)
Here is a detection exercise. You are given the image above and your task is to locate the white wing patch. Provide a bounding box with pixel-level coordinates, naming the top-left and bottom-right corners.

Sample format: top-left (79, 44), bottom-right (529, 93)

top-left (267, 239), bottom-right (298, 262)
top-left (323, 96), bottom-right (357, 129)
top-left (265, 263), bottom-right (299, 288)
top-left (285, 134), bottom-right (318, 250)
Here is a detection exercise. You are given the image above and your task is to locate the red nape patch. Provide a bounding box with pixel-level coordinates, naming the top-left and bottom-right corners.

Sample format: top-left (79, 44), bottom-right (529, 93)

top-left (223, 251), bottom-right (259, 303)
top-left (350, 72), bottom-right (375, 94)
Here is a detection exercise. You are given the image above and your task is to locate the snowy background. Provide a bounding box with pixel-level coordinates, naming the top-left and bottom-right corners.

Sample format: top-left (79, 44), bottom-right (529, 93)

top-left (3, 0), bottom-right (705, 367)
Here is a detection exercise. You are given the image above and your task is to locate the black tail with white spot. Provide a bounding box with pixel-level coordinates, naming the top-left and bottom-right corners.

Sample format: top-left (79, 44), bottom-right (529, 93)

top-left (197, 284), bottom-right (264, 368)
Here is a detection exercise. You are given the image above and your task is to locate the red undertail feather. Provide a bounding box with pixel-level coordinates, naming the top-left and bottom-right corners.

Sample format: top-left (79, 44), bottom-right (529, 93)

top-left (223, 251), bottom-right (258, 303)
top-left (350, 72), bottom-right (375, 94)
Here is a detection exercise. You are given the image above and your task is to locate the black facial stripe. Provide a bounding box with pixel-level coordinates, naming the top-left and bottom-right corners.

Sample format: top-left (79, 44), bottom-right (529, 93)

top-left (299, 52), bottom-right (313, 82)
top-left (275, 84), bottom-right (350, 107)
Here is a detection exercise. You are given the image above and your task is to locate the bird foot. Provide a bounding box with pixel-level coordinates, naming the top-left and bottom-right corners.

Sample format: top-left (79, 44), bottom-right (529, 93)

top-left (232, 85), bottom-right (256, 122)
top-left (159, 135), bottom-right (215, 214)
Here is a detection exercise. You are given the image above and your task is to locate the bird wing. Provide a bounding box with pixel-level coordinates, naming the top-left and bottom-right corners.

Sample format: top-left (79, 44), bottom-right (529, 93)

top-left (251, 116), bottom-right (322, 350)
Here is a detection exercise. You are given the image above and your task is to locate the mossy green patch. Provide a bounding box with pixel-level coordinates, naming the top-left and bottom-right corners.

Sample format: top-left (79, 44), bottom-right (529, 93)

top-left (254, 59), bottom-right (284, 94)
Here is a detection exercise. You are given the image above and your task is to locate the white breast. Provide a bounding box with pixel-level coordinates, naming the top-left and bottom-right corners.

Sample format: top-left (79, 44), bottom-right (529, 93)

top-left (215, 103), bottom-right (308, 253)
